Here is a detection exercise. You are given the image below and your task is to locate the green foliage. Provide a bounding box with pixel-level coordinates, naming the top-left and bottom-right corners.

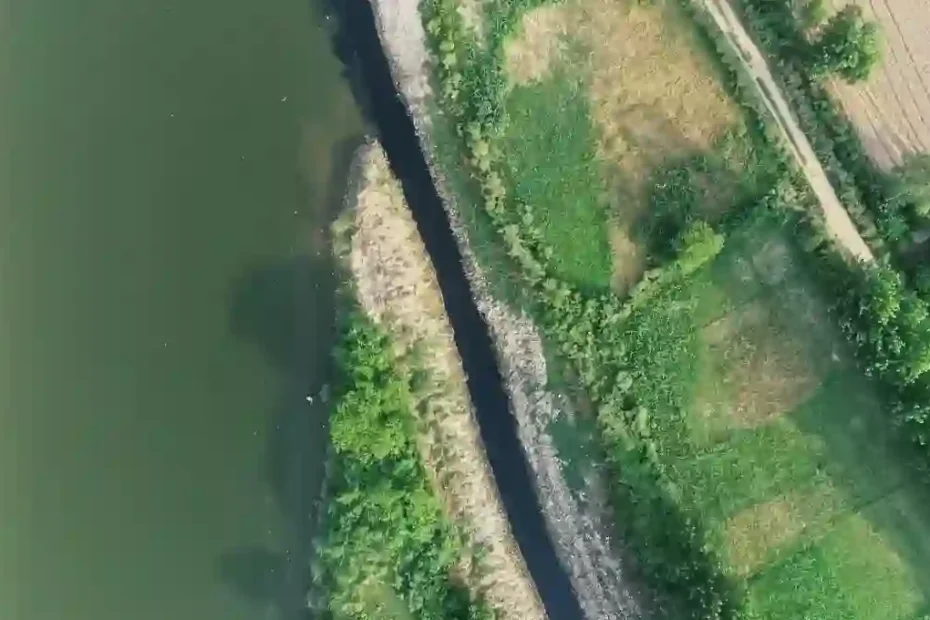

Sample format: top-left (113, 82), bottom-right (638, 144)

top-left (419, 0), bottom-right (756, 615)
top-left (891, 153), bottom-right (930, 220)
top-left (675, 221), bottom-right (726, 277)
top-left (833, 261), bottom-right (930, 448)
top-left (319, 317), bottom-right (490, 620)
top-left (762, 178), bottom-right (930, 463)
top-left (798, 0), bottom-right (827, 30)
top-left (810, 5), bottom-right (881, 83)
top-left (421, 0), bottom-right (930, 617)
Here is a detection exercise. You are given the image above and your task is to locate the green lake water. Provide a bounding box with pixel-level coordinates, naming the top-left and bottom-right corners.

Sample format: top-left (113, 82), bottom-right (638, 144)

top-left (1, 1), bottom-right (364, 618)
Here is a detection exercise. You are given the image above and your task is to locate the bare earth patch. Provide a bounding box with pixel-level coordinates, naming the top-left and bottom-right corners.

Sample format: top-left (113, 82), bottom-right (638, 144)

top-left (826, 0), bottom-right (930, 169)
top-left (724, 485), bottom-right (843, 576)
top-left (698, 301), bottom-right (822, 431)
top-left (750, 236), bottom-right (795, 286)
top-left (345, 142), bottom-right (546, 620)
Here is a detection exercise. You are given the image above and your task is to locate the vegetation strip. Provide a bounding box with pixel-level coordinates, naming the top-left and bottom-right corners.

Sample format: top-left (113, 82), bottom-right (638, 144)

top-left (726, 0), bottom-right (930, 477)
top-left (696, 0), bottom-right (873, 260)
top-left (727, 0), bottom-right (911, 251)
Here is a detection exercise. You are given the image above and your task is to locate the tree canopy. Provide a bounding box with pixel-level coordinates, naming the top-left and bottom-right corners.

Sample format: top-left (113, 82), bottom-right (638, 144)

top-left (810, 5), bottom-right (881, 83)
top-left (891, 153), bottom-right (930, 219)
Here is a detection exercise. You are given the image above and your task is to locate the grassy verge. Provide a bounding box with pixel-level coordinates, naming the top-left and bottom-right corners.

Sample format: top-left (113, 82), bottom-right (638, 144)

top-left (615, 211), bottom-right (930, 619)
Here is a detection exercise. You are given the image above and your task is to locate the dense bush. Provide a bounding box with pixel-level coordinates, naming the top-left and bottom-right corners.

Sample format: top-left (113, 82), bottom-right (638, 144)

top-left (834, 262), bottom-right (930, 450)
top-left (889, 153), bottom-right (930, 220)
top-left (318, 317), bottom-right (490, 620)
top-left (809, 5), bottom-right (881, 83)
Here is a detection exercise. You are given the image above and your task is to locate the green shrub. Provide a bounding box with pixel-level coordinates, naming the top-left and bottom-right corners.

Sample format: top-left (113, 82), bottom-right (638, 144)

top-left (890, 153), bottom-right (930, 220)
top-left (809, 5), bottom-right (881, 83)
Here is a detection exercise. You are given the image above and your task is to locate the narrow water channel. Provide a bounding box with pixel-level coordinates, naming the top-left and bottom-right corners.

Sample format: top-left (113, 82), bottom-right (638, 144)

top-left (333, 1), bottom-right (584, 618)
top-left (2, 2), bottom-right (363, 619)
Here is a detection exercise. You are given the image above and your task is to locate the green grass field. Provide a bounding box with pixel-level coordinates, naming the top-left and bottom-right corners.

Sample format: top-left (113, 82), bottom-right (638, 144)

top-left (605, 215), bottom-right (930, 619)
top-left (503, 74), bottom-right (614, 290)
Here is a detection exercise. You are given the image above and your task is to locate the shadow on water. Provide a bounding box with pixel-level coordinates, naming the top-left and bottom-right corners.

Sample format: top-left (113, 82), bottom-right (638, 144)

top-left (217, 132), bottom-right (364, 620)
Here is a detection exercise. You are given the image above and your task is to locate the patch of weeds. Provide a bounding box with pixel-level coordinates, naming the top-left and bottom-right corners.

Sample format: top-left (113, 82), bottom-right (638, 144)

top-left (429, 105), bottom-right (534, 310)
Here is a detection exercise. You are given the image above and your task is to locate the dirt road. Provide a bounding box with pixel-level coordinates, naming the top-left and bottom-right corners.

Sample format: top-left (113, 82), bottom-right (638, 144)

top-left (695, 0), bottom-right (875, 262)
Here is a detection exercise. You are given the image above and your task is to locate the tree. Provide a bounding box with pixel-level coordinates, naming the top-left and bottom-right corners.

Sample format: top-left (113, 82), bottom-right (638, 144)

top-left (798, 0), bottom-right (828, 31)
top-left (890, 153), bottom-right (930, 219)
top-left (810, 5), bottom-right (881, 83)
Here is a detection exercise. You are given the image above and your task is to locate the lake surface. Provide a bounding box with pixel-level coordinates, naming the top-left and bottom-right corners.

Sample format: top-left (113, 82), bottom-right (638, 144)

top-left (1, 1), bottom-right (364, 619)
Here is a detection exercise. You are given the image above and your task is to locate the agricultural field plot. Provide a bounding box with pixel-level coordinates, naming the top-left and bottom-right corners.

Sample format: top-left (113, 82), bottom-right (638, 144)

top-left (498, 0), bottom-right (772, 291)
top-left (826, 0), bottom-right (930, 169)
top-left (621, 215), bottom-right (930, 620)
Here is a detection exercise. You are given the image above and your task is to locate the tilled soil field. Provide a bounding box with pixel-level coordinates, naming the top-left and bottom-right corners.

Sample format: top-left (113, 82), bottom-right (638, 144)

top-left (827, 0), bottom-right (930, 169)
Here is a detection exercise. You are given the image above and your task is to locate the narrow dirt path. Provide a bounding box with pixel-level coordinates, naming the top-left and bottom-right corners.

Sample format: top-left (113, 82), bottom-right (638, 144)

top-left (695, 0), bottom-right (875, 262)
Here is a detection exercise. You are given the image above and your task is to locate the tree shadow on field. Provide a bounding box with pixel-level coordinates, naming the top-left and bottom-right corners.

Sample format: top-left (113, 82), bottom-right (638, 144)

top-left (216, 132), bottom-right (364, 620)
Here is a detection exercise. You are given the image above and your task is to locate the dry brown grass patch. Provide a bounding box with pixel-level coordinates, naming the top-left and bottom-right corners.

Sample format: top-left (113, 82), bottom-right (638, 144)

top-left (579, 0), bottom-right (741, 204)
top-left (503, 0), bottom-right (741, 194)
top-left (607, 222), bottom-right (646, 292)
top-left (346, 143), bottom-right (546, 620)
top-left (698, 301), bottom-right (823, 430)
top-left (724, 485), bottom-right (843, 576)
top-left (502, 0), bottom-right (745, 287)
top-left (504, 5), bottom-right (573, 84)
